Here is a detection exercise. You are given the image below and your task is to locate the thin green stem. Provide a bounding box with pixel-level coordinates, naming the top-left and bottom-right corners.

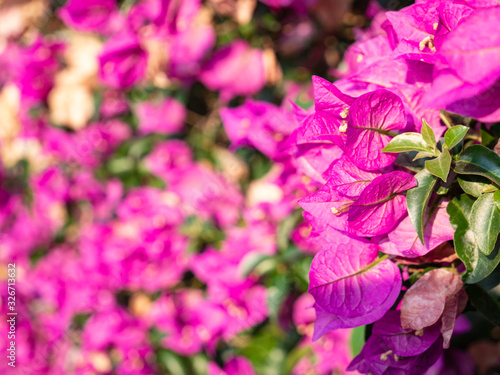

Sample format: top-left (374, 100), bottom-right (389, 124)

top-left (357, 254), bottom-right (391, 275)
top-left (440, 112), bottom-right (453, 129)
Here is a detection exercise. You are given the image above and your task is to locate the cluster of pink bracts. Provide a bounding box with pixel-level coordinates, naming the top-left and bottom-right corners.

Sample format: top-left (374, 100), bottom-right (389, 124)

top-left (1, 0), bottom-right (499, 373)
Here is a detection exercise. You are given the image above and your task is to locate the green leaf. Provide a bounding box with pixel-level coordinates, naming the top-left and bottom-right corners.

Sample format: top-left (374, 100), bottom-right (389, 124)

top-left (481, 128), bottom-right (496, 147)
top-left (235, 326), bottom-right (282, 374)
top-left (425, 147), bottom-right (452, 182)
top-left (382, 133), bottom-right (433, 153)
top-left (453, 145), bottom-right (500, 186)
top-left (413, 151), bottom-right (437, 161)
top-left (267, 273), bottom-right (289, 319)
top-left (191, 354), bottom-right (209, 375)
top-left (495, 190), bottom-right (500, 211)
top-left (436, 186), bottom-right (449, 195)
top-left (283, 346), bottom-right (312, 375)
top-left (158, 350), bottom-right (188, 375)
top-left (239, 253), bottom-right (273, 278)
top-left (470, 193), bottom-right (500, 256)
top-left (447, 195), bottom-right (500, 284)
top-left (395, 152), bottom-right (426, 172)
top-left (351, 326), bottom-right (366, 357)
top-left (421, 119), bottom-right (436, 147)
top-left (407, 169), bottom-right (438, 245)
top-left (444, 125), bottom-right (468, 149)
top-left (458, 175), bottom-right (498, 198)
top-left (465, 267), bottom-right (500, 327)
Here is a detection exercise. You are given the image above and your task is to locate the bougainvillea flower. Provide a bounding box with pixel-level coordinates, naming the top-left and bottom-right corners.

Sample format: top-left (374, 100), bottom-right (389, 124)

top-left (82, 307), bottom-right (152, 358)
top-left (425, 6), bottom-right (500, 121)
top-left (292, 216), bottom-right (324, 255)
top-left (313, 75), bottom-right (355, 114)
top-left (348, 334), bottom-right (443, 375)
top-left (425, 69), bottom-right (500, 122)
top-left (293, 329), bottom-right (356, 375)
top-left (295, 112), bottom-right (345, 148)
top-left (438, 7), bottom-right (500, 86)
top-left (401, 269), bottom-right (468, 349)
top-left (391, 39), bottom-right (437, 64)
top-left (440, 289), bottom-right (468, 348)
top-left (136, 98), bottom-right (186, 135)
top-left (348, 309), bottom-right (445, 375)
top-left (339, 36), bottom-right (393, 78)
top-left (100, 89), bottom-right (129, 118)
top-left (347, 57), bottom-right (430, 93)
top-left (308, 237), bottom-right (401, 340)
top-left (127, 0), bottom-right (173, 35)
top-left (58, 0), bottom-right (120, 33)
top-left (372, 310), bottom-right (442, 357)
top-left (293, 143), bottom-right (343, 184)
top-left (128, 0), bottom-right (201, 36)
top-left (214, 283), bottom-right (268, 340)
top-left (145, 291), bottom-right (225, 356)
top-left (385, 2), bottom-right (439, 51)
top-left (8, 38), bottom-right (64, 102)
top-left (300, 168), bottom-right (415, 238)
top-left (426, 348), bottom-right (475, 375)
top-left (328, 157), bottom-right (381, 198)
top-left (433, 2), bottom-right (475, 49)
top-left (345, 89), bottom-right (407, 170)
top-left (298, 157), bottom-right (388, 232)
top-left (298, 156), bottom-right (380, 232)
top-left (190, 246), bottom-right (269, 340)
top-left (220, 99), bottom-right (296, 158)
top-left (295, 212), bottom-right (353, 255)
top-left (98, 32), bottom-right (148, 89)
top-left (347, 171), bottom-right (416, 237)
top-left (168, 25), bottom-right (216, 80)
top-left (295, 76), bottom-right (355, 147)
top-left (391, 83), bottom-right (444, 139)
top-left (166, 164), bottom-right (244, 227)
top-left (291, 294), bottom-right (358, 374)
top-left (400, 269), bottom-right (464, 331)
top-left (199, 41), bottom-right (265, 102)
top-left (385, 204), bottom-right (454, 258)
top-left (144, 140), bottom-right (194, 182)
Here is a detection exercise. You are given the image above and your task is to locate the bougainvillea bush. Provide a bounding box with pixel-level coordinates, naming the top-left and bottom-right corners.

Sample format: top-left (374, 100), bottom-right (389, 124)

top-left (1, 0), bottom-right (500, 374)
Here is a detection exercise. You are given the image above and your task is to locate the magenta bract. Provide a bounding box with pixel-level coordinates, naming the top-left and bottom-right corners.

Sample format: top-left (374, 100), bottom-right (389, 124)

top-left (345, 89), bottom-right (407, 170)
top-left (308, 237), bottom-right (401, 340)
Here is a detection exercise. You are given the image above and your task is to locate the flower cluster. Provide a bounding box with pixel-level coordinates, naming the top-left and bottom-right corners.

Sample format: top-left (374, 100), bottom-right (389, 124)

top-left (0, 0), bottom-right (358, 374)
top-left (1, 0), bottom-right (500, 374)
top-left (283, 0), bottom-right (500, 373)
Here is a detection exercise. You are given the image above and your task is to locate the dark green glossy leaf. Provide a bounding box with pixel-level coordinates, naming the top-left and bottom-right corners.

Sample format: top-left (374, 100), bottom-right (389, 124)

top-left (465, 267), bottom-right (500, 326)
top-left (407, 169), bottom-right (438, 245)
top-left (447, 195), bottom-right (500, 284)
top-left (382, 133), bottom-right (433, 153)
top-left (425, 147), bottom-right (452, 182)
top-left (436, 171), bottom-right (455, 196)
top-left (394, 152), bottom-right (427, 172)
top-left (444, 125), bottom-right (468, 149)
top-left (453, 145), bottom-right (500, 186)
top-left (421, 119), bottom-right (436, 147)
top-left (481, 128), bottom-right (496, 147)
top-left (470, 193), bottom-right (500, 256)
top-left (458, 175), bottom-right (498, 198)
